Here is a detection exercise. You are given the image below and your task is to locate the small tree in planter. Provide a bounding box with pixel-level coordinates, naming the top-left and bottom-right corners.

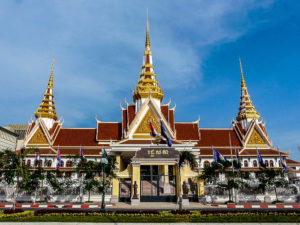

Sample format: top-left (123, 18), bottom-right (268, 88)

top-left (0, 148), bottom-right (36, 209)
top-left (199, 160), bottom-right (250, 203)
top-left (75, 156), bottom-right (117, 203)
top-left (256, 168), bottom-right (289, 203)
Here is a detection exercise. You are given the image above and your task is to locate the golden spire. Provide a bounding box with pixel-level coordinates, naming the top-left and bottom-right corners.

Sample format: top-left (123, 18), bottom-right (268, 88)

top-left (34, 57), bottom-right (58, 121)
top-left (133, 9), bottom-right (164, 103)
top-left (145, 8), bottom-right (150, 48)
top-left (236, 58), bottom-right (260, 122)
top-left (239, 57), bottom-right (246, 88)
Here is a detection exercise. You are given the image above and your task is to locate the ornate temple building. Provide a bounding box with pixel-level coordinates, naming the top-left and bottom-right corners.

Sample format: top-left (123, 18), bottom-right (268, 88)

top-left (19, 12), bottom-right (299, 204)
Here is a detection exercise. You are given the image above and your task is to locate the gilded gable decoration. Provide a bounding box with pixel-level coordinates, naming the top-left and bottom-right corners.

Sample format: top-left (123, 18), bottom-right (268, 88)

top-left (246, 128), bottom-right (268, 148)
top-left (28, 127), bottom-right (48, 144)
top-left (135, 109), bottom-right (159, 134)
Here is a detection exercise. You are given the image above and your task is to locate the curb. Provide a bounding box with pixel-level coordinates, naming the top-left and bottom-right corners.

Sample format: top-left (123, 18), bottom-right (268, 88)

top-left (0, 204), bottom-right (114, 209)
top-left (210, 204), bottom-right (300, 209)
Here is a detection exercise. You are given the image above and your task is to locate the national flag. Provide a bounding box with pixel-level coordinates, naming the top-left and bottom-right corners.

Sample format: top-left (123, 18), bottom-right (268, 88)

top-left (213, 149), bottom-right (227, 163)
top-left (160, 120), bottom-right (172, 147)
top-left (80, 145), bottom-right (85, 159)
top-left (149, 121), bottom-right (157, 137)
top-left (35, 151), bottom-right (41, 167)
top-left (256, 149), bottom-right (266, 168)
top-left (102, 148), bottom-right (108, 159)
top-left (235, 150), bottom-right (241, 173)
top-left (100, 148), bottom-right (108, 164)
top-left (56, 148), bottom-right (62, 169)
top-left (279, 151), bottom-right (288, 173)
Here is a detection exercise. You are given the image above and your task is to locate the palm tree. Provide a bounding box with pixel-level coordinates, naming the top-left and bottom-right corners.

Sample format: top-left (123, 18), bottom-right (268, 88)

top-left (178, 150), bottom-right (196, 209)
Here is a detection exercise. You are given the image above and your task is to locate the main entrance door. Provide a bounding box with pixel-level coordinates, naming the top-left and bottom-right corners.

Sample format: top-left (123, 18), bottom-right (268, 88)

top-left (140, 165), bottom-right (176, 202)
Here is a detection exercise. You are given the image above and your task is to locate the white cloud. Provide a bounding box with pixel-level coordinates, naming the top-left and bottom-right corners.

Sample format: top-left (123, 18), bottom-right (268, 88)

top-left (0, 0), bottom-right (278, 126)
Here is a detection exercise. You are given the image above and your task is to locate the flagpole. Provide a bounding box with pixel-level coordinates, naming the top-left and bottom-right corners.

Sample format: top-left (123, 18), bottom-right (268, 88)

top-left (228, 129), bottom-right (235, 203)
top-left (79, 144), bottom-right (83, 203)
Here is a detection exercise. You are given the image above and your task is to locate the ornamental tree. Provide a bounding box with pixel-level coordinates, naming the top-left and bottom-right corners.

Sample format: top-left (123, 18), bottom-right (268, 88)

top-left (256, 168), bottom-right (289, 203)
top-left (0, 148), bottom-right (35, 209)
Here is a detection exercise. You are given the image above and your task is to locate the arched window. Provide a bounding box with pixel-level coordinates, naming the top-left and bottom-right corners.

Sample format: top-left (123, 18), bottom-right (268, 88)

top-left (34, 160), bottom-right (41, 167)
top-left (265, 160), bottom-right (269, 167)
top-left (204, 161), bottom-right (210, 168)
top-left (61, 160), bottom-right (64, 167)
top-left (253, 160), bottom-right (258, 167)
top-left (279, 160), bottom-right (282, 167)
top-left (66, 160), bottom-right (73, 167)
top-left (27, 160), bottom-right (31, 166)
top-left (244, 160), bottom-right (248, 168)
top-left (48, 160), bottom-right (52, 167)
top-left (66, 172), bottom-right (72, 178)
top-left (22, 160), bottom-right (25, 166)
top-left (270, 160), bottom-right (274, 167)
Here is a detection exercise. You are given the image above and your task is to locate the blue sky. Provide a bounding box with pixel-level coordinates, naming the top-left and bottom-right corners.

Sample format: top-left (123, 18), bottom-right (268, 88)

top-left (0, 1), bottom-right (299, 159)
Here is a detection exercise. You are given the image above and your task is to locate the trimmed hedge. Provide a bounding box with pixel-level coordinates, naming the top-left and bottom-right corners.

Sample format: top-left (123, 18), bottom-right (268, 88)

top-left (3, 209), bottom-right (24, 214)
top-left (34, 209), bottom-right (160, 216)
top-left (0, 209), bottom-right (299, 223)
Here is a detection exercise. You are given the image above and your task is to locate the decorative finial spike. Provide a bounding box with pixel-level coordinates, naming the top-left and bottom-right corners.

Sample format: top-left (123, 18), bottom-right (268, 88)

top-left (145, 8), bottom-right (150, 48)
top-left (239, 57), bottom-right (246, 88)
top-left (48, 57), bottom-right (55, 87)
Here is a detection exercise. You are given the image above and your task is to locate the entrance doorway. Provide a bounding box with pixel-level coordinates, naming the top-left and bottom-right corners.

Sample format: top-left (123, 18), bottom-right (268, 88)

top-left (140, 165), bottom-right (176, 202)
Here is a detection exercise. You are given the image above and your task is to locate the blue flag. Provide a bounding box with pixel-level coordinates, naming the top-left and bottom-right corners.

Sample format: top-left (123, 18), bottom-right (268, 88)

top-left (236, 151), bottom-right (241, 173)
top-left (80, 145), bottom-right (85, 159)
top-left (160, 121), bottom-right (172, 147)
top-left (279, 152), bottom-right (288, 173)
top-left (56, 149), bottom-right (62, 169)
top-left (213, 149), bottom-right (227, 163)
top-left (256, 150), bottom-right (266, 168)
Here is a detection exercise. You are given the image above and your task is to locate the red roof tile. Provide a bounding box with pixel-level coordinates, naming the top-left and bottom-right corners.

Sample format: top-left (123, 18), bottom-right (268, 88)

top-left (127, 105), bottom-right (135, 126)
top-left (57, 148), bottom-right (103, 156)
top-left (122, 110), bottom-right (127, 132)
top-left (175, 123), bottom-right (199, 140)
top-left (240, 148), bottom-right (289, 156)
top-left (169, 110), bottom-right (175, 131)
top-left (286, 158), bottom-right (300, 165)
top-left (235, 123), bottom-right (245, 135)
top-left (259, 123), bottom-right (268, 137)
top-left (49, 122), bottom-right (59, 135)
top-left (196, 129), bottom-right (241, 147)
top-left (27, 122), bottom-right (36, 135)
top-left (161, 105), bottom-right (169, 122)
top-left (54, 128), bottom-right (99, 146)
top-left (97, 122), bottom-right (122, 140)
top-left (199, 148), bottom-right (240, 156)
